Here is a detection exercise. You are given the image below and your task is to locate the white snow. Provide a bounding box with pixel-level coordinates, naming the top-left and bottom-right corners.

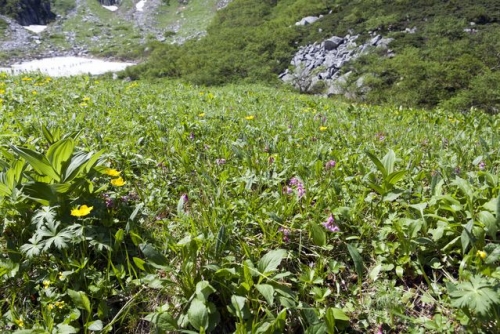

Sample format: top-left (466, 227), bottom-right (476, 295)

top-left (136, 0), bottom-right (146, 12)
top-left (103, 5), bottom-right (119, 11)
top-left (24, 25), bottom-right (47, 33)
top-left (0, 57), bottom-right (135, 77)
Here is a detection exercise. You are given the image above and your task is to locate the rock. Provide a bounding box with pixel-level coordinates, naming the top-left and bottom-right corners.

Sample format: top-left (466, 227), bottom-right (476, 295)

top-left (376, 37), bottom-right (393, 49)
top-left (369, 35), bottom-right (381, 46)
top-left (323, 36), bottom-right (344, 50)
top-left (295, 16), bottom-right (319, 26)
top-left (14, 0), bottom-right (56, 26)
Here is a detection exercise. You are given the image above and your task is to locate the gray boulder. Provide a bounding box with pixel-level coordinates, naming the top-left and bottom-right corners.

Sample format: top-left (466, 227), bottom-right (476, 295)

top-left (295, 16), bottom-right (319, 26)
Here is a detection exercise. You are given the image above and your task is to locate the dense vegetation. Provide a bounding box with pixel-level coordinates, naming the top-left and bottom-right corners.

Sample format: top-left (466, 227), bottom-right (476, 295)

top-left (1, 72), bottom-right (499, 333)
top-left (127, 0), bottom-right (500, 112)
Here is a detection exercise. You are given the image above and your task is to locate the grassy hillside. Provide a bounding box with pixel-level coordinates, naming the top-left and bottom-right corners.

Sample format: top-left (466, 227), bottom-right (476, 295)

top-left (128, 0), bottom-right (500, 112)
top-left (1, 72), bottom-right (499, 332)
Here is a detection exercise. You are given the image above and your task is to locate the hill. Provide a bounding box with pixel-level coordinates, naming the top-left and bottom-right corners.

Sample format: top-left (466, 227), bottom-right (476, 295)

top-left (127, 0), bottom-right (500, 112)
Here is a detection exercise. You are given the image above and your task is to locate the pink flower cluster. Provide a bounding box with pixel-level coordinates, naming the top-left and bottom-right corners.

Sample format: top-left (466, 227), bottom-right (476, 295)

top-left (288, 177), bottom-right (306, 199)
top-left (322, 215), bottom-right (340, 232)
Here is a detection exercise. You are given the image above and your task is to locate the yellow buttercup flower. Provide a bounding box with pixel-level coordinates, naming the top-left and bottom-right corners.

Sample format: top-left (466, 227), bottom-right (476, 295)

top-left (111, 177), bottom-right (126, 187)
top-left (55, 301), bottom-right (65, 309)
top-left (477, 250), bottom-right (487, 259)
top-left (245, 115), bottom-right (254, 120)
top-left (105, 168), bottom-right (121, 177)
top-left (48, 304), bottom-right (55, 311)
top-left (319, 126), bottom-right (328, 131)
top-left (198, 113), bottom-right (205, 117)
top-left (14, 318), bottom-right (24, 328)
top-left (42, 280), bottom-right (51, 289)
top-left (71, 205), bottom-right (93, 217)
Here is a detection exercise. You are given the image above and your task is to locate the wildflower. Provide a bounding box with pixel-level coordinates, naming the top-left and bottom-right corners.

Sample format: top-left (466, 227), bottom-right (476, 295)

top-left (79, 102), bottom-right (87, 107)
top-left (189, 132), bottom-right (195, 140)
top-left (22, 76), bottom-right (32, 81)
top-left (216, 158), bottom-right (226, 165)
top-left (58, 272), bottom-right (65, 281)
top-left (103, 194), bottom-right (114, 208)
top-left (105, 168), bottom-right (121, 177)
top-left (180, 193), bottom-right (189, 204)
top-left (279, 227), bottom-right (290, 242)
top-left (32, 90), bottom-right (37, 95)
top-left (55, 301), bottom-right (65, 309)
top-left (47, 304), bottom-right (55, 311)
top-left (82, 96), bottom-right (90, 102)
top-left (297, 183), bottom-right (306, 199)
top-left (198, 113), bottom-right (205, 117)
top-left (71, 204), bottom-right (93, 217)
top-left (319, 126), bottom-right (328, 131)
top-left (289, 177), bottom-right (299, 186)
top-left (477, 250), bottom-right (487, 259)
top-left (322, 215), bottom-right (340, 232)
top-left (325, 160), bottom-right (336, 169)
top-left (111, 177), bottom-right (126, 187)
top-left (245, 115), bottom-right (254, 120)
top-left (14, 318), bottom-right (24, 328)
top-left (42, 280), bottom-right (51, 289)
top-left (282, 186), bottom-right (292, 195)
top-left (478, 161), bottom-right (486, 170)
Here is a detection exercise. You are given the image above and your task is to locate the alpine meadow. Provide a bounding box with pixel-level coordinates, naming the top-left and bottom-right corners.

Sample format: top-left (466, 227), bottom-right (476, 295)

top-left (1, 0), bottom-right (500, 333)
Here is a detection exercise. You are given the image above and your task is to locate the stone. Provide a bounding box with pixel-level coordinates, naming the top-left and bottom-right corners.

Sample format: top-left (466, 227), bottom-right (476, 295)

top-left (295, 16), bottom-right (319, 26)
top-left (323, 36), bottom-right (344, 50)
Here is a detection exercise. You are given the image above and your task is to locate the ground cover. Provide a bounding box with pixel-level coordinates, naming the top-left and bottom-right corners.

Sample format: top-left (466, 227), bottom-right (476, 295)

top-left (0, 73), bottom-right (499, 333)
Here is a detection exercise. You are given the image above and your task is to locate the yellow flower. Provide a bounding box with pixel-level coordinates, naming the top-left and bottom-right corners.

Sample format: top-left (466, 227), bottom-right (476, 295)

top-left (22, 77), bottom-right (32, 81)
top-left (319, 126), bottom-right (328, 131)
top-left (245, 116), bottom-right (254, 120)
top-left (47, 304), bottom-right (55, 311)
top-left (111, 177), bottom-right (126, 187)
top-left (14, 318), bottom-right (24, 328)
top-left (82, 96), bottom-right (90, 102)
top-left (55, 301), bottom-right (65, 309)
top-left (105, 168), bottom-right (121, 177)
top-left (79, 102), bottom-right (87, 107)
top-left (32, 91), bottom-right (37, 95)
top-left (198, 113), bottom-right (205, 117)
top-left (42, 280), bottom-right (51, 289)
top-left (477, 250), bottom-right (487, 259)
top-left (58, 272), bottom-right (65, 281)
top-left (0, 89), bottom-right (5, 94)
top-left (71, 205), bottom-right (93, 217)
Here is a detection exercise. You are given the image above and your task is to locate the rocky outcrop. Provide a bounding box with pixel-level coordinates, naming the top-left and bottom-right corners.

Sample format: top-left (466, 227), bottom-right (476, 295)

top-left (99, 0), bottom-right (119, 6)
top-left (15, 0), bottom-right (55, 26)
top-left (279, 34), bottom-right (393, 96)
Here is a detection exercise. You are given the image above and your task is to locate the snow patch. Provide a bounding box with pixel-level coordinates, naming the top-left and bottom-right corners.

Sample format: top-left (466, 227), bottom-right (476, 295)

top-left (0, 57), bottom-right (134, 77)
top-left (136, 0), bottom-right (146, 12)
top-left (24, 25), bottom-right (47, 33)
top-left (103, 5), bottom-right (119, 11)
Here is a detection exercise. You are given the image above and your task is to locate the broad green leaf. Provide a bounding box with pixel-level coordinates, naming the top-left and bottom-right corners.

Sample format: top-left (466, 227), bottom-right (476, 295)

top-left (188, 299), bottom-right (209, 331)
top-left (386, 170), bottom-right (406, 185)
top-left (87, 320), bottom-right (103, 331)
top-left (369, 264), bottom-right (382, 281)
top-left (346, 244), bottom-right (364, 280)
top-left (11, 146), bottom-right (60, 181)
top-left (450, 275), bottom-right (500, 316)
top-left (257, 249), bottom-right (287, 274)
top-left (365, 150), bottom-right (387, 177)
top-left (255, 284), bottom-right (275, 306)
top-left (139, 243), bottom-right (168, 268)
top-left (381, 149), bottom-right (396, 175)
top-left (383, 190), bottom-right (403, 202)
top-left (155, 312), bottom-right (178, 331)
top-left (478, 211), bottom-right (497, 239)
top-left (310, 222), bottom-right (326, 246)
top-left (133, 257), bottom-right (146, 271)
top-left (330, 307), bottom-right (349, 321)
top-left (324, 308), bottom-right (336, 333)
top-left (195, 281), bottom-right (216, 301)
top-left (67, 289), bottom-right (91, 313)
top-left (63, 151), bottom-right (90, 182)
top-left (55, 324), bottom-right (77, 334)
top-left (46, 138), bottom-right (74, 176)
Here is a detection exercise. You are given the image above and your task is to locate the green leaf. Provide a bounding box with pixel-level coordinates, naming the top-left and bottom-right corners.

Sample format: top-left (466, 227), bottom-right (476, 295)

top-left (257, 249), bottom-right (287, 274)
top-left (67, 289), bottom-right (91, 313)
top-left (324, 308), bottom-right (336, 334)
top-left (87, 320), bottom-right (103, 331)
top-left (310, 222), bottom-right (326, 246)
top-left (478, 211), bottom-right (497, 239)
top-left (55, 324), bottom-right (78, 334)
top-left (330, 308), bottom-right (349, 321)
top-left (369, 264), bottom-right (382, 281)
top-left (386, 170), bottom-right (406, 185)
top-left (140, 243), bottom-right (168, 268)
top-left (11, 146), bottom-right (60, 181)
top-left (46, 138), bottom-right (75, 176)
top-left (365, 150), bottom-right (387, 177)
top-left (346, 244), bottom-right (364, 280)
top-left (133, 257), bottom-right (146, 271)
top-left (154, 312), bottom-right (178, 331)
top-left (381, 149), bottom-right (396, 175)
top-left (188, 299), bottom-right (209, 331)
top-left (195, 281), bottom-right (216, 301)
top-left (255, 284), bottom-right (275, 306)
top-left (450, 275), bottom-right (500, 316)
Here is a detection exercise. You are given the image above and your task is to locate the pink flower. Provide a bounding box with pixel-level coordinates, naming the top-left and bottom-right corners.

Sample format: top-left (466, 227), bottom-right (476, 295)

top-left (322, 215), bottom-right (340, 232)
top-left (325, 160), bottom-right (336, 169)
